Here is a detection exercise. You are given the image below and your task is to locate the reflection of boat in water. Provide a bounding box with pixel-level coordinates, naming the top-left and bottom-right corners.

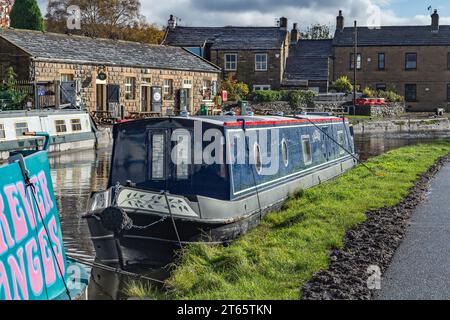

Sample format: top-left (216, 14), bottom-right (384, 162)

top-left (0, 132), bottom-right (89, 300)
top-left (84, 115), bottom-right (357, 268)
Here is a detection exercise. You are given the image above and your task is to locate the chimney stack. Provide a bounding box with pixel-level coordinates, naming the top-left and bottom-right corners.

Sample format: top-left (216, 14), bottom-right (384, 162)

top-left (168, 14), bottom-right (177, 30)
top-left (431, 9), bottom-right (439, 32)
top-left (336, 10), bottom-right (344, 32)
top-left (291, 23), bottom-right (301, 44)
top-left (279, 17), bottom-right (288, 30)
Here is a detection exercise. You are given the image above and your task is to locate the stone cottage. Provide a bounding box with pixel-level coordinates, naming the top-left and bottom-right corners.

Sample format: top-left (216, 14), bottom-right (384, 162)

top-left (163, 15), bottom-right (290, 91)
top-left (0, 28), bottom-right (221, 115)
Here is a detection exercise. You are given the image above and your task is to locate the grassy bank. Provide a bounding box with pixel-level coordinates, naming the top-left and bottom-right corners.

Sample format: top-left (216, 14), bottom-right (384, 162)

top-left (131, 142), bottom-right (450, 300)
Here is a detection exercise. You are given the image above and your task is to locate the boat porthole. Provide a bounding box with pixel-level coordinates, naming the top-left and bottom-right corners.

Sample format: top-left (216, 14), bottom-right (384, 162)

top-left (282, 139), bottom-right (289, 167)
top-left (254, 143), bottom-right (262, 174)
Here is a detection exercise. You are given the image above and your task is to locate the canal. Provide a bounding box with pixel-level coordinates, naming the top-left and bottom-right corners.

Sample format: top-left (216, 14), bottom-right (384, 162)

top-left (50, 132), bottom-right (450, 299)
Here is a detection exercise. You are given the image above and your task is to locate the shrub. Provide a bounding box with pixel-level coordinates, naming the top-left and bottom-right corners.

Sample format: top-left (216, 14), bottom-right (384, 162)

top-left (251, 90), bottom-right (283, 102)
top-left (333, 76), bottom-right (353, 93)
top-left (363, 87), bottom-right (376, 98)
top-left (221, 76), bottom-right (250, 101)
top-left (289, 90), bottom-right (317, 110)
top-left (377, 90), bottom-right (405, 103)
top-left (0, 67), bottom-right (29, 110)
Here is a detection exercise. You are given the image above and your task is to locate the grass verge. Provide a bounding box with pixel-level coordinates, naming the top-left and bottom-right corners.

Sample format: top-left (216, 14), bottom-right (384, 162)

top-left (131, 142), bottom-right (450, 300)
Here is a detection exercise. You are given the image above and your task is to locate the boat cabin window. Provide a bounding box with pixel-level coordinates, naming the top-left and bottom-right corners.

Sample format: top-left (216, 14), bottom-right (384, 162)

top-left (173, 133), bottom-right (190, 180)
top-left (301, 136), bottom-right (312, 166)
top-left (151, 134), bottom-right (165, 180)
top-left (71, 119), bottom-right (82, 131)
top-left (15, 122), bottom-right (28, 137)
top-left (55, 120), bottom-right (67, 133)
top-left (282, 139), bottom-right (289, 167)
top-left (0, 124), bottom-right (5, 139)
top-left (337, 131), bottom-right (345, 155)
top-left (254, 143), bottom-right (262, 174)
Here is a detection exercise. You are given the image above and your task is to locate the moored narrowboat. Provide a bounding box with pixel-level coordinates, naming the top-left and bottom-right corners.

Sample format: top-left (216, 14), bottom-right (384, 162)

top-left (84, 115), bottom-right (357, 267)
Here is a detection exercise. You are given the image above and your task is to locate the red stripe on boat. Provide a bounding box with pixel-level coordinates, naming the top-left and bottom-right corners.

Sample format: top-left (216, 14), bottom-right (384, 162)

top-left (223, 118), bottom-right (344, 127)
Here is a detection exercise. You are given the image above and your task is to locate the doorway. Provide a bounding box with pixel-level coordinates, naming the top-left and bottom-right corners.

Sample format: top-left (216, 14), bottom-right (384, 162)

top-left (141, 85), bottom-right (151, 112)
top-left (96, 84), bottom-right (107, 112)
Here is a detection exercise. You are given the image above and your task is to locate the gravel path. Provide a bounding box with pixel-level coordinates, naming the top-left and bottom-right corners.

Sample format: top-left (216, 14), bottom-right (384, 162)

top-left (376, 163), bottom-right (450, 300)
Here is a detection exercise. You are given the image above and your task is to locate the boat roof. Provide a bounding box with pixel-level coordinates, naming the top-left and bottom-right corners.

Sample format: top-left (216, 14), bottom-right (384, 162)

top-left (185, 115), bottom-right (346, 127)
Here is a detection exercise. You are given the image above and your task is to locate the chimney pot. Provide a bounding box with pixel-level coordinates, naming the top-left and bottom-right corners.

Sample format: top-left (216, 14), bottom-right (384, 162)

top-left (291, 23), bottom-right (300, 44)
top-left (168, 14), bottom-right (177, 30)
top-left (432, 9), bottom-right (439, 32)
top-left (279, 17), bottom-right (288, 30)
top-left (336, 10), bottom-right (344, 32)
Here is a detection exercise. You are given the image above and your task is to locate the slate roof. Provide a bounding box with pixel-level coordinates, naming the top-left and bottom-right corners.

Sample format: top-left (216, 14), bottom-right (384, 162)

top-left (284, 39), bottom-right (332, 82)
top-left (0, 28), bottom-right (220, 73)
top-left (164, 27), bottom-right (288, 50)
top-left (333, 25), bottom-right (450, 47)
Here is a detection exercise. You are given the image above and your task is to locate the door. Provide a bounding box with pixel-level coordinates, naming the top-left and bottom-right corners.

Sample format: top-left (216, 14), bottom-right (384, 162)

top-left (107, 84), bottom-right (120, 116)
top-left (96, 84), bottom-right (107, 112)
top-left (141, 86), bottom-right (151, 112)
top-left (60, 81), bottom-right (76, 107)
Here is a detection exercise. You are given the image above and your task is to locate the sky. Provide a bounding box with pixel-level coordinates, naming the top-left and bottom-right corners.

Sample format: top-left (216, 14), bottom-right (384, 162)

top-left (37, 0), bottom-right (450, 29)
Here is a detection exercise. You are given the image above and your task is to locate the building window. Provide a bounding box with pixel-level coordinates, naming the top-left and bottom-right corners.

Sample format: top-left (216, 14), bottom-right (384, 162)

top-left (71, 119), bottom-right (82, 131)
top-left (254, 143), bottom-right (262, 174)
top-left (405, 84), bottom-right (417, 102)
top-left (376, 84), bottom-right (387, 92)
top-left (405, 53), bottom-right (417, 70)
top-left (152, 134), bottom-right (165, 180)
top-left (15, 122), bottom-right (28, 137)
top-left (163, 79), bottom-right (173, 99)
top-left (281, 139), bottom-right (289, 167)
top-left (125, 77), bottom-right (136, 100)
top-left (0, 124), bottom-right (5, 139)
top-left (378, 53), bottom-right (385, 70)
top-left (255, 53), bottom-right (268, 71)
top-left (448, 53), bottom-right (450, 70)
top-left (55, 120), bottom-right (67, 133)
top-left (253, 85), bottom-right (271, 91)
top-left (350, 53), bottom-right (362, 70)
top-left (301, 135), bottom-right (312, 166)
top-left (224, 54), bottom-right (237, 71)
top-left (447, 84), bottom-right (450, 102)
top-left (202, 80), bottom-right (212, 100)
top-left (60, 74), bottom-right (74, 82)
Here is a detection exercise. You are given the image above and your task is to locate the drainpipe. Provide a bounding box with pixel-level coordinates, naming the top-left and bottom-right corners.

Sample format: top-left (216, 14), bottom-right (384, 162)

top-left (353, 20), bottom-right (358, 106)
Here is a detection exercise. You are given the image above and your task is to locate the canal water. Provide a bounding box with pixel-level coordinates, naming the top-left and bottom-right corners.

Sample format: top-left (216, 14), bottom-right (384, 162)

top-left (49, 132), bottom-right (450, 299)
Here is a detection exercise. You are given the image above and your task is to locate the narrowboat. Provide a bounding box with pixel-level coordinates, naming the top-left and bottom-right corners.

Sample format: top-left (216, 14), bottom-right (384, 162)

top-left (0, 110), bottom-right (96, 160)
top-left (84, 115), bottom-right (357, 267)
top-left (0, 132), bottom-right (89, 300)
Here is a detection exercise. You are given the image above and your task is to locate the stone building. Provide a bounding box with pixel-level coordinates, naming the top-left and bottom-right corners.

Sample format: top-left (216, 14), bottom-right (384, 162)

top-left (0, 28), bottom-right (220, 114)
top-left (163, 15), bottom-right (290, 91)
top-left (0, 0), bottom-right (13, 28)
top-left (332, 10), bottom-right (450, 111)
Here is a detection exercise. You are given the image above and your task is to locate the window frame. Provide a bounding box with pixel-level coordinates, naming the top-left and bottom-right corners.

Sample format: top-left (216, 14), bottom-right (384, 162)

top-left (447, 84), bottom-right (450, 103)
top-left (301, 135), bottom-right (313, 166)
top-left (71, 118), bottom-right (82, 132)
top-left (151, 133), bottom-right (166, 181)
top-left (405, 53), bottom-right (417, 70)
top-left (378, 53), bottom-right (385, 70)
top-left (60, 74), bottom-right (74, 82)
top-left (253, 85), bottom-right (271, 91)
top-left (15, 122), bottom-right (29, 138)
top-left (350, 53), bottom-right (362, 70)
top-left (447, 53), bottom-right (450, 70)
top-left (337, 131), bottom-right (345, 156)
top-left (224, 53), bottom-right (238, 71)
top-left (125, 77), bottom-right (136, 100)
top-left (55, 120), bottom-right (67, 133)
top-left (202, 79), bottom-right (212, 100)
top-left (281, 139), bottom-right (289, 167)
top-left (405, 84), bottom-right (417, 102)
top-left (163, 79), bottom-right (174, 100)
top-left (255, 53), bottom-right (268, 71)
top-left (0, 123), bottom-right (5, 139)
top-left (254, 142), bottom-right (263, 174)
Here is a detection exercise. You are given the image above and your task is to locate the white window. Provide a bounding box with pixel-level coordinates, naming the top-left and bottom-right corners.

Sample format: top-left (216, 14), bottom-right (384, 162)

top-left (0, 124), bottom-right (5, 139)
top-left (224, 54), bottom-right (237, 71)
top-left (152, 134), bottom-right (165, 180)
top-left (71, 119), bottom-right (82, 132)
top-left (55, 120), bottom-right (67, 133)
top-left (15, 122), bottom-right (28, 137)
top-left (125, 77), bottom-right (135, 100)
top-left (142, 77), bottom-right (152, 84)
top-left (60, 74), bottom-right (74, 82)
top-left (281, 139), bottom-right (289, 167)
top-left (202, 80), bottom-right (212, 100)
top-left (163, 79), bottom-right (174, 99)
top-left (255, 53), bottom-right (268, 71)
top-left (337, 131), bottom-right (345, 155)
top-left (301, 135), bottom-right (312, 166)
top-left (253, 85), bottom-right (271, 91)
top-left (254, 143), bottom-right (262, 174)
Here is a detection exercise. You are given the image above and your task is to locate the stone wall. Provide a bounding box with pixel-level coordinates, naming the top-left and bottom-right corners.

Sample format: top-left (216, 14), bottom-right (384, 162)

top-left (33, 61), bottom-right (219, 114)
top-left (353, 117), bottom-right (450, 134)
top-left (353, 102), bottom-right (406, 117)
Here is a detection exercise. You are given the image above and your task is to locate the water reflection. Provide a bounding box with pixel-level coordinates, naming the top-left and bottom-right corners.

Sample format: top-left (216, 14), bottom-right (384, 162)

top-left (50, 132), bottom-right (450, 300)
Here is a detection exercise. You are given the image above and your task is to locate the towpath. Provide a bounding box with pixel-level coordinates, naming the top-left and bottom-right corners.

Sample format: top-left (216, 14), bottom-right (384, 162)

top-left (376, 163), bottom-right (450, 300)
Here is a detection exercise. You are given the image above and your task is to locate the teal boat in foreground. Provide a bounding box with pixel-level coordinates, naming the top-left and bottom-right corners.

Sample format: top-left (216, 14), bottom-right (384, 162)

top-left (0, 132), bottom-right (89, 300)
